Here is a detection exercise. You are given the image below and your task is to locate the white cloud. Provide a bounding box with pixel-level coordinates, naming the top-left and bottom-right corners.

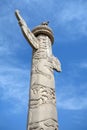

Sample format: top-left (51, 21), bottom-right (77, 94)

top-left (0, 2), bottom-right (31, 113)
top-left (70, 61), bottom-right (87, 69)
top-left (25, 0), bottom-right (54, 4)
top-left (79, 62), bottom-right (87, 69)
top-left (57, 88), bottom-right (87, 110)
top-left (0, 65), bottom-right (30, 113)
top-left (56, 61), bottom-right (87, 110)
top-left (55, 1), bottom-right (87, 35)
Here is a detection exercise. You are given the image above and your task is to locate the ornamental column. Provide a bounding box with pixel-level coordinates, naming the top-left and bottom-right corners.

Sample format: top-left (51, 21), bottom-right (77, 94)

top-left (15, 10), bottom-right (61, 130)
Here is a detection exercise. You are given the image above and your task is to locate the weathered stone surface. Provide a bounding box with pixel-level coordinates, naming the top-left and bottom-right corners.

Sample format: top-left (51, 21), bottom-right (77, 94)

top-left (15, 10), bottom-right (61, 130)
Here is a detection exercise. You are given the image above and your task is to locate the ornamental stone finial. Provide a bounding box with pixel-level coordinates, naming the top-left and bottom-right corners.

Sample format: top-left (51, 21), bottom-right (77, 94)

top-left (15, 10), bottom-right (61, 130)
top-left (41, 21), bottom-right (49, 25)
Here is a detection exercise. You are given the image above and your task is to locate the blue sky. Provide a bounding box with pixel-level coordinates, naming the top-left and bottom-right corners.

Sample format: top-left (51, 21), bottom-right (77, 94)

top-left (0, 0), bottom-right (87, 130)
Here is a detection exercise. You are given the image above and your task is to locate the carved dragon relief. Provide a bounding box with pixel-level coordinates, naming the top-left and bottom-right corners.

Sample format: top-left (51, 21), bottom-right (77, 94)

top-left (28, 118), bottom-right (58, 130)
top-left (31, 55), bottom-right (61, 82)
top-left (30, 86), bottom-right (56, 109)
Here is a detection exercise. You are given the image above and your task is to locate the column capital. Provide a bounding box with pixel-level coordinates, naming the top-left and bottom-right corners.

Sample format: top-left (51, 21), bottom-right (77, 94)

top-left (32, 23), bottom-right (54, 44)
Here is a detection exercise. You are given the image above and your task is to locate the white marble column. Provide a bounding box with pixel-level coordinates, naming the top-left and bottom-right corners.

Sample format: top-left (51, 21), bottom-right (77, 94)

top-left (15, 10), bottom-right (61, 130)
